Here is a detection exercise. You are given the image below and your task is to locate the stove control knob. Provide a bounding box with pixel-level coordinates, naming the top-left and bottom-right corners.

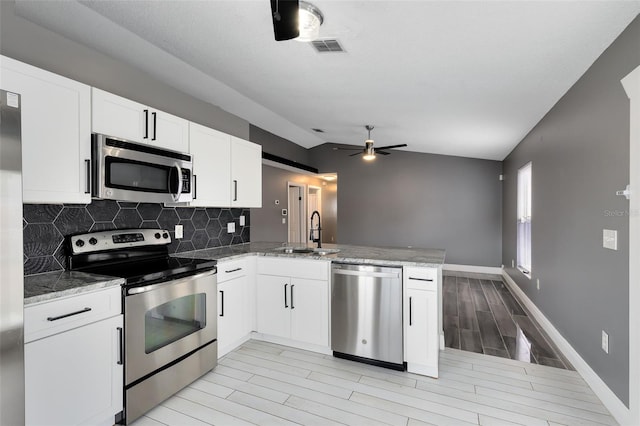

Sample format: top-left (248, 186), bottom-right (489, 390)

top-left (162, 232), bottom-right (169, 239)
top-left (89, 237), bottom-right (98, 245)
top-left (155, 233), bottom-right (161, 239)
top-left (75, 239), bottom-right (85, 247)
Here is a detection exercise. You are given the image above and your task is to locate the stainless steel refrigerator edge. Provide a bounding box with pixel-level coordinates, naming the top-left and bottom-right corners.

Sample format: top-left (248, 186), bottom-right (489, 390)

top-left (0, 89), bottom-right (24, 425)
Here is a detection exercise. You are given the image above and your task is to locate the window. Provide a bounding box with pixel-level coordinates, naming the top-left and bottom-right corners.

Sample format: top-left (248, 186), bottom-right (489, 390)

top-left (517, 162), bottom-right (532, 276)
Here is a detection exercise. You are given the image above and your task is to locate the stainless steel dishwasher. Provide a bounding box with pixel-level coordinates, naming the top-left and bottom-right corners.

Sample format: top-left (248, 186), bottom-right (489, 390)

top-left (331, 263), bottom-right (403, 369)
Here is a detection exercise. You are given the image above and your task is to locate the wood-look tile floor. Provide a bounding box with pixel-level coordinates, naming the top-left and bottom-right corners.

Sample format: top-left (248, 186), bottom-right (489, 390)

top-left (131, 340), bottom-right (615, 426)
top-left (443, 272), bottom-right (572, 369)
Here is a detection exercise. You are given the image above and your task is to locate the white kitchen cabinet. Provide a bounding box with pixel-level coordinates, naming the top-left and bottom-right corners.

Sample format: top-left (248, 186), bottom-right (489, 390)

top-left (231, 136), bottom-right (262, 208)
top-left (217, 258), bottom-right (252, 357)
top-left (403, 266), bottom-right (440, 377)
top-left (24, 286), bottom-right (123, 426)
top-left (256, 258), bottom-right (329, 349)
top-left (0, 55), bottom-right (91, 204)
top-left (189, 122), bottom-right (231, 207)
top-left (92, 87), bottom-right (189, 153)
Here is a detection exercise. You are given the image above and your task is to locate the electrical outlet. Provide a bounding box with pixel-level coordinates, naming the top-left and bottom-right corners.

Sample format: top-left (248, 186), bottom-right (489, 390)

top-left (602, 330), bottom-right (609, 354)
top-left (239, 215), bottom-right (245, 226)
top-left (175, 224), bottom-right (183, 239)
top-left (227, 222), bottom-right (235, 233)
top-left (536, 279), bottom-right (540, 290)
top-left (282, 218), bottom-right (286, 224)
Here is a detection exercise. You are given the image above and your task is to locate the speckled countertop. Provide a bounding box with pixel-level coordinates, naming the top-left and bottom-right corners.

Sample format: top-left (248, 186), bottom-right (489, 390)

top-left (23, 242), bottom-right (444, 305)
top-left (178, 242), bottom-right (446, 268)
top-left (24, 271), bottom-right (124, 306)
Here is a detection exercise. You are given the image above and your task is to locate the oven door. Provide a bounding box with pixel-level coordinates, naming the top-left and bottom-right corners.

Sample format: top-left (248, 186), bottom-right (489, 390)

top-left (124, 270), bottom-right (216, 385)
top-left (92, 134), bottom-right (193, 204)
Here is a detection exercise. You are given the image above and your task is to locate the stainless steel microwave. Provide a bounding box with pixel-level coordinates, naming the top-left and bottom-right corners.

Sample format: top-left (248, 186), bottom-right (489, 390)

top-left (91, 134), bottom-right (193, 204)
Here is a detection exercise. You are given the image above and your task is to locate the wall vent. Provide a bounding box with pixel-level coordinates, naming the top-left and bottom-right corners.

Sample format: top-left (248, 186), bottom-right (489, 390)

top-left (311, 39), bottom-right (345, 53)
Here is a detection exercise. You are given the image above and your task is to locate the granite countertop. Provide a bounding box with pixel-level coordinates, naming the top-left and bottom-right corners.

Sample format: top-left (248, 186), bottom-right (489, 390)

top-left (24, 271), bottom-right (124, 306)
top-left (178, 242), bottom-right (446, 268)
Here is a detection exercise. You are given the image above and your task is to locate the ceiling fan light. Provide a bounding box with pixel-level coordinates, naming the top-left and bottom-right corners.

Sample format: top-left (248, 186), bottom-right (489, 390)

top-left (295, 1), bottom-right (323, 42)
top-left (363, 153), bottom-right (376, 161)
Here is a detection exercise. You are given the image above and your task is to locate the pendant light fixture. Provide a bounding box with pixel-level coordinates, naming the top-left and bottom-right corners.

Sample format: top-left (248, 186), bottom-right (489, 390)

top-left (271, 0), bottom-right (324, 42)
top-left (295, 1), bottom-right (324, 42)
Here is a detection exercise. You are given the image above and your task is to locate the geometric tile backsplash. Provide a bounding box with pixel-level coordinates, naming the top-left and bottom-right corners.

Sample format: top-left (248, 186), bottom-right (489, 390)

top-left (23, 200), bottom-right (250, 276)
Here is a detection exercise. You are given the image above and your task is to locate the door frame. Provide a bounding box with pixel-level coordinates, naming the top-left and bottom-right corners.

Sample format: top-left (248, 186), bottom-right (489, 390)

top-left (287, 182), bottom-right (307, 244)
top-left (622, 64), bottom-right (639, 425)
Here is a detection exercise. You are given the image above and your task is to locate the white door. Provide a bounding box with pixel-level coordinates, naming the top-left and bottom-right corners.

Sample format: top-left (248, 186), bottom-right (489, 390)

top-left (288, 184), bottom-right (305, 244)
top-left (290, 278), bottom-right (329, 347)
top-left (92, 87), bottom-right (145, 143)
top-left (230, 137), bottom-right (262, 207)
top-left (406, 288), bottom-right (439, 377)
top-left (218, 277), bottom-right (246, 357)
top-left (1, 56), bottom-right (92, 204)
top-left (189, 123), bottom-right (231, 207)
top-left (256, 275), bottom-right (291, 339)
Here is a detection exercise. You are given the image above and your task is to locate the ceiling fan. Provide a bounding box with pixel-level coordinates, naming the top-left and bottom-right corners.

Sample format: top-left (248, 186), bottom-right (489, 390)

top-left (334, 125), bottom-right (408, 161)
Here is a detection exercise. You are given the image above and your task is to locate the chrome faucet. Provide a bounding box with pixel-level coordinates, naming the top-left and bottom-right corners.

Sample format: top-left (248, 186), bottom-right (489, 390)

top-left (309, 210), bottom-right (322, 248)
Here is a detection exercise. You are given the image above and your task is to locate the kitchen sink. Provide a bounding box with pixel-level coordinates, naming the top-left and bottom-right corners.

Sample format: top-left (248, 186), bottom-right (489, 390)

top-left (274, 247), bottom-right (340, 255)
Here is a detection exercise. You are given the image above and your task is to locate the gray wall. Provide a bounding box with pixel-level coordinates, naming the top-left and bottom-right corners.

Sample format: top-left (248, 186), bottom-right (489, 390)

top-left (502, 15), bottom-right (639, 406)
top-left (251, 165), bottom-right (337, 243)
top-left (310, 146), bottom-right (502, 266)
top-left (250, 125), bottom-right (311, 166)
top-left (0, 1), bottom-right (248, 139)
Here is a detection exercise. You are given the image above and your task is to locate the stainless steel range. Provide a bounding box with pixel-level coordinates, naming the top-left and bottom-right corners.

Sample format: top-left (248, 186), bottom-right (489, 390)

top-left (67, 228), bottom-right (217, 424)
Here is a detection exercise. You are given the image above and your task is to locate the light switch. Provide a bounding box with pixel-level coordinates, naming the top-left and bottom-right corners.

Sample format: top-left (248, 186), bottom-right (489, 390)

top-left (227, 222), bottom-right (236, 233)
top-left (603, 229), bottom-right (617, 250)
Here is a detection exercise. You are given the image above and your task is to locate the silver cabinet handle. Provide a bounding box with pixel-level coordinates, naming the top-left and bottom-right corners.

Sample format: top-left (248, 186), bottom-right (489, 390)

top-left (47, 307), bottom-right (91, 322)
top-left (84, 159), bottom-right (91, 194)
top-left (117, 327), bottom-right (123, 365)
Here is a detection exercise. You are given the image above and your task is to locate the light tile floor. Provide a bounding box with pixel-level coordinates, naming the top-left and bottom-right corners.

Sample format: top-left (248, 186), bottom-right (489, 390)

top-left (131, 340), bottom-right (615, 426)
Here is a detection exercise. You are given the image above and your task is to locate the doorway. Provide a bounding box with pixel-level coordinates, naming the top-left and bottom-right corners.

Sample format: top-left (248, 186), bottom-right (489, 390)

top-left (287, 183), bottom-right (306, 244)
top-left (308, 185), bottom-right (321, 239)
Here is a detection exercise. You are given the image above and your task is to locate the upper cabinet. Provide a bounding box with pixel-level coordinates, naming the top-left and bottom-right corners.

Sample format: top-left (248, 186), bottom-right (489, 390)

top-left (187, 124), bottom-right (261, 208)
top-left (0, 55), bottom-right (92, 204)
top-left (92, 88), bottom-right (189, 153)
top-left (231, 136), bottom-right (262, 208)
top-left (189, 122), bottom-right (231, 207)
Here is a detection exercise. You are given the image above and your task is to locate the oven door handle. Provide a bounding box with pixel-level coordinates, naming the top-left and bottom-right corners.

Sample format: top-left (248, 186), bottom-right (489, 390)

top-left (126, 270), bottom-right (216, 296)
top-left (169, 163), bottom-right (183, 202)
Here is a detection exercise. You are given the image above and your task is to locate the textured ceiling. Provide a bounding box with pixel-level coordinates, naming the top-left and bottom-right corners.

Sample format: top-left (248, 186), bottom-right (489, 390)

top-left (14, 0), bottom-right (640, 160)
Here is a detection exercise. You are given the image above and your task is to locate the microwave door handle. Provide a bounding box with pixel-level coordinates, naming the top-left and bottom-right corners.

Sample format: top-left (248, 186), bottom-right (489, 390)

top-left (170, 163), bottom-right (183, 202)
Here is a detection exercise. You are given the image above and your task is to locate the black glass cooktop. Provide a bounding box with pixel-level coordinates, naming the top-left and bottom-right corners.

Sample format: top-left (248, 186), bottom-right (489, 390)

top-left (78, 256), bottom-right (216, 287)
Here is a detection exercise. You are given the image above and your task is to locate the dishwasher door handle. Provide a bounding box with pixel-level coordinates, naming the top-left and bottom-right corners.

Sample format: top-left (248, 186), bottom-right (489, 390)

top-left (332, 269), bottom-right (400, 279)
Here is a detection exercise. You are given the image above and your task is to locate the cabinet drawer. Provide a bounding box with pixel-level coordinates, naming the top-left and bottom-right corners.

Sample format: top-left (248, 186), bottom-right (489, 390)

top-left (404, 267), bottom-right (437, 291)
top-left (217, 258), bottom-right (248, 283)
top-left (258, 257), bottom-right (329, 281)
top-left (25, 286), bottom-right (121, 343)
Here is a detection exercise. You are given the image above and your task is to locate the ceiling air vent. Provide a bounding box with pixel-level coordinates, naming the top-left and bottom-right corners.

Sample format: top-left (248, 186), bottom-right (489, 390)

top-left (311, 39), bottom-right (345, 53)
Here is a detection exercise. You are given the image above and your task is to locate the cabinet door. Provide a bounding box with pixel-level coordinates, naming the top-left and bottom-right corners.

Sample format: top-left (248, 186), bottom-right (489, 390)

top-left (25, 315), bottom-right (123, 426)
top-left (290, 278), bottom-right (329, 347)
top-left (92, 87), bottom-right (145, 143)
top-left (256, 274), bottom-right (291, 339)
top-left (189, 123), bottom-right (232, 207)
top-left (230, 136), bottom-right (262, 208)
top-left (152, 110), bottom-right (189, 153)
top-left (218, 276), bottom-right (247, 357)
top-left (1, 56), bottom-right (91, 204)
top-left (406, 289), bottom-right (439, 377)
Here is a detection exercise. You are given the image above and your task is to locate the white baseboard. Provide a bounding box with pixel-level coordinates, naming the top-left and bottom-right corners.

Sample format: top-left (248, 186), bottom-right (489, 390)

top-left (502, 272), bottom-right (631, 425)
top-left (444, 263), bottom-right (503, 275)
top-left (251, 332), bottom-right (332, 355)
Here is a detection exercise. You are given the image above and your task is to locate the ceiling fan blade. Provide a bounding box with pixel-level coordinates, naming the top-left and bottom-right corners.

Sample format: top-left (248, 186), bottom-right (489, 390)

top-left (333, 147), bottom-right (366, 151)
top-left (376, 151), bottom-right (391, 155)
top-left (375, 144), bottom-right (408, 150)
top-left (349, 151), bottom-right (363, 157)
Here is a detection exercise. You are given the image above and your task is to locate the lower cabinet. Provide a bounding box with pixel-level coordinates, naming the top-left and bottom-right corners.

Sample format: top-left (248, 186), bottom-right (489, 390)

top-left (256, 258), bottom-right (329, 349)
top-left (24, 287), bottom-right (123, 426)
top-left (404, 266), bottom-right (441, 377)
top-left (217, 258), bottom-right (253, 357)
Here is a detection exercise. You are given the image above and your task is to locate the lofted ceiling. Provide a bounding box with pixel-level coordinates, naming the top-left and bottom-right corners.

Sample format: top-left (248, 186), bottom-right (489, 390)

top-left (13, 0), bottom-right (640, 160)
